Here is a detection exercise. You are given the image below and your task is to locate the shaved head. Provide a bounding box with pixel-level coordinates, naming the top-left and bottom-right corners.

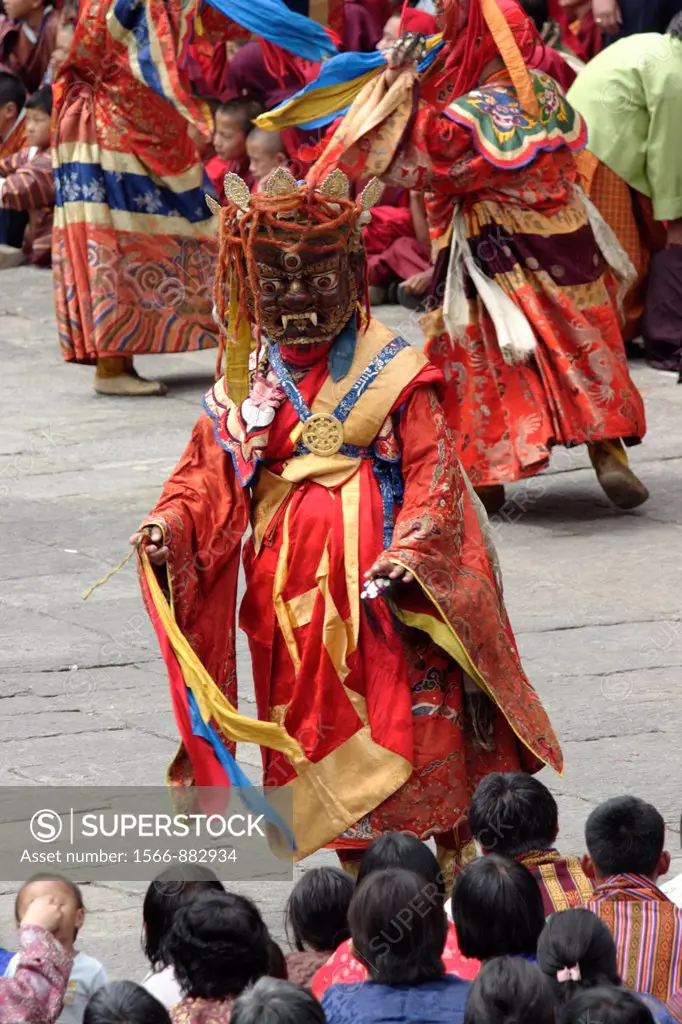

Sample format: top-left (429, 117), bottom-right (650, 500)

top-left (247, 128), bottom-right (288, 183)
top-left (247, 128), bottom-right (286, 155)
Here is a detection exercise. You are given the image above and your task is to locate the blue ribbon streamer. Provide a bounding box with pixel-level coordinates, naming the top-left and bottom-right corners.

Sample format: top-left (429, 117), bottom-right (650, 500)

top-left (187, 690), bottom-right (295, 849)
top-left (205, 0), bottom-right (337, 62)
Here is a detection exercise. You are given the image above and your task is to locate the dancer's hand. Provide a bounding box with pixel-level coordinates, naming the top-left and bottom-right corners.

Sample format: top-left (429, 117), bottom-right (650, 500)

top-left (129, 525), bottom-right (169, 566)
top-left (365, 557), bottom-right (414, 584)
top-left (384, 32), bottom-right (426, 87)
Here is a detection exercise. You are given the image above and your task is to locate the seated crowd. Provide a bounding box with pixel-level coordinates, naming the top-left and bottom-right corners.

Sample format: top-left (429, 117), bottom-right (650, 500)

top-left (2, 779), bottom-right (682, 1024)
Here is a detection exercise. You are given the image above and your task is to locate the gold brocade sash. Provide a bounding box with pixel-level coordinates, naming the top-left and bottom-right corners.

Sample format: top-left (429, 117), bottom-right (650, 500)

top-left (250, 321), bottom-right (427, 544)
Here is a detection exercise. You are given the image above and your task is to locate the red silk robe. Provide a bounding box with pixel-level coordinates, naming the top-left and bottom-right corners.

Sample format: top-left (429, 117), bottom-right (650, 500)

top-left (141, 321), bottom-right (561, 858)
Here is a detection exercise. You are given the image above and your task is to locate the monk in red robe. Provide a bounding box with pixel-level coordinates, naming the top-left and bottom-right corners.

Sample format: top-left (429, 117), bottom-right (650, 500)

top-left (134, 166), bottom-right (561, 875)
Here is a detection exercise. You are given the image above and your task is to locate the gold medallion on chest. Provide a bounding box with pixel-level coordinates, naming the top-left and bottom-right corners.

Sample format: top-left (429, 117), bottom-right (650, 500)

top-left (301, 413), bottom-right (345, 457)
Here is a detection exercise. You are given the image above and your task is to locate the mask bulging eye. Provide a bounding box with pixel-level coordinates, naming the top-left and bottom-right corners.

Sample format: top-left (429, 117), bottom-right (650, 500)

top-left (311, 272), bottom-right (339, 292)
top-left (258, 278), bottom-right (284, 296)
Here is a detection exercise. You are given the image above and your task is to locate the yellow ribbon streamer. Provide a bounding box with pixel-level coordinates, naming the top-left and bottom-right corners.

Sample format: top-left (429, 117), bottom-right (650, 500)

top-left (140, 550), bottom-right (305, 762)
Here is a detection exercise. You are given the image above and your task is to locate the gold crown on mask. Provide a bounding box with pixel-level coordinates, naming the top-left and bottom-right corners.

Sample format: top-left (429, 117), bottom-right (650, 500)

top-left (205, 167), bottom-right (383, 251)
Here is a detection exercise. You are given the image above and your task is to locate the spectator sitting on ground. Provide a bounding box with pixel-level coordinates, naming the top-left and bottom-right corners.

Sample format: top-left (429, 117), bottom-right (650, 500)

top-left (583, 797), bottom-right (682, 1011)
top-left (310, 832), bottom-right (480, 1001)
top-left (84, 981), bottom-right (170, 1024)
top-left (322, 867), bottom-right (472, 1024)
top-left (231, 979), bottom-right (325, 1024)
top-left (6, 873), bottom-right (107, 1024)
top-left (166, 890), bottom-right (270, 1024)
top-left (559, 986), bottom-right (658, 1024)
top-left (0, 85), bottom-right (55, 269)
top-left (140, 866), bottom-right (225, 1010)
top-left (0, 0), bottom-right (60, 94)
top-left (205, 97), bottom-right (262, 198)
top-left (0, 71), bottom-right (26, 164)
top-left (537, 907), bottom-right (679, 1024)
top-left (0, 893), bottom-right (73, 1024)
top-left (246, 128), bottom-right (288, 191)
top-left (452, 855), bottom-right (546, 962)
top-left (284, 867), bottom-right (354, 988)
top-left (365, 189), bottom-right (433, 308)
top-left (468, 772), bottom-right (594, 914)
top-left (464, 957), bottom-right (555, 1024)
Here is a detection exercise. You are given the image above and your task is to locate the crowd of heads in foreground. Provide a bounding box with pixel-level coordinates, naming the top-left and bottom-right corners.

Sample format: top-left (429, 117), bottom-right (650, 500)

top-left (3, 777), bottom-right (682, 1024)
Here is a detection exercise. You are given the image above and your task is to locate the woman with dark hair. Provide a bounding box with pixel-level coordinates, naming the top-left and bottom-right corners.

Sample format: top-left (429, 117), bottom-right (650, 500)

top-left (537, 908), bottom-right (679, 1024)
top-left (452, 855), bottom-right (545, 961)
top-left (322, 868), bottom-right (471, 1024)
top-left (231, 979), bottom-right (325, 1024)
top-left (559, 987), bottom-right (657, 1024)
top-left (140, 866), bottom-right (225, 1009)
top-left (85, 981), bottom-right (170, 1024)
top-left (166, 890), bottom-right (270, 1024)
top-left (284, 868), bottom-right (354, 987)
top-left (464, 957), bottom-right (555, 1024)
top-left (310, 834), bottom-right (480, 1000)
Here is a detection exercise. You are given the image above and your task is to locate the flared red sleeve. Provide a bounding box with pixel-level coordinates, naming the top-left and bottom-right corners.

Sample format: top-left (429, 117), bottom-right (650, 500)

top-left (386, 385), bottom-right (563, 773)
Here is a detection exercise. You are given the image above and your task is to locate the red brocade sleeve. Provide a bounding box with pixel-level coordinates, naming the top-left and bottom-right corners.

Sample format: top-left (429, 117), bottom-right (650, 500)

top-left (378, 102), bottom-right (482, 194)
top-left (385, 386), bottom-right (563, 773)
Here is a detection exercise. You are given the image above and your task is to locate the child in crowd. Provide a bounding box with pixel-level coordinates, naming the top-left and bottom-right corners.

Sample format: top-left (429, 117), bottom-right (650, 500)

top-left (0, 71), bottom-right (26, 163)
top-left (205, 97), bottom-right (262, 198)
top-left (140, 866), bottom-right (225, 1010)
top-left (7, 873), bottom-right (107, 1024)
top-left (284, 867), bottom-right (354, 987)
top-left (246, 128), bottom-right (288, 191)
top-left (85, 981), bottom-right (170, 1024)
top-left (468, 772), bottom-right (594, 914)
top-left (310, 833), bottom-right (479, 1001)
top-left (451, 855), bottom-right (546, 963)
top-left (0, 85), bottom-right (55, 269)
top-left (0, 892), bottom-right (73, 1023)
top-left (0, 0), bottom-right (60, 93)
top-left (166, 890), bottom-right (270, 1024)
top-left (537, 907), bottom-right (678, 1024)
top-left (465, 958), bottom-right (555, 1024)
top-left (322, 868), bottom-right (470, 1024)
top-left (582, 796), bottom-right (682, 1010)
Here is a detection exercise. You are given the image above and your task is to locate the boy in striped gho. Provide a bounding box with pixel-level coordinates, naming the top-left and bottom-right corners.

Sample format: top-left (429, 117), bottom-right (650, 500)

top-left (0, 84), bottom-right (54, 269)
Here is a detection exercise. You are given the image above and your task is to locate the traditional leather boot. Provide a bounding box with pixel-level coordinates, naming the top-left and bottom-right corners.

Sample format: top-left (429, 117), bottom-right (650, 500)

top-left (588, 440), bottom-right (649, 509)
top-left (94, 356), bottom-right (167, 396)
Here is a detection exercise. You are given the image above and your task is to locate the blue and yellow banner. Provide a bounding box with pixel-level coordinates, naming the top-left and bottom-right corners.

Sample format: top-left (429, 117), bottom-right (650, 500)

top-left (256, 34), bottom-right (444, 132)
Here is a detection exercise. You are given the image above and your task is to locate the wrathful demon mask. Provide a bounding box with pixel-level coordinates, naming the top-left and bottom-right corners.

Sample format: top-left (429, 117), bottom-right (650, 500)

top-left (210, 168), bottom-right (382, 354)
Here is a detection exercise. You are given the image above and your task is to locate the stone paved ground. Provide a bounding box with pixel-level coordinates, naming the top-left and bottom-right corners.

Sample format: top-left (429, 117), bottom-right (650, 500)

top-left (1, 265), bottom-right (682, 977)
